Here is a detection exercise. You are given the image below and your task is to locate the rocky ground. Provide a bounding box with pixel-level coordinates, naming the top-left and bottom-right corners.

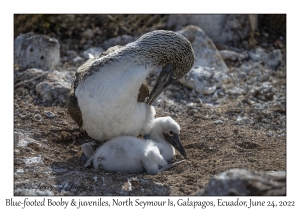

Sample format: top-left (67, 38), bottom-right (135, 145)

top-left (14, 16), bottom-right (286, 196)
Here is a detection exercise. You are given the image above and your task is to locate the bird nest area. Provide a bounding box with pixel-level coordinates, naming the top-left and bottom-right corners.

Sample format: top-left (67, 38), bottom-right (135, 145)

top-left (14, 76), bottom-right (286, 196)
top-left (14, 15), bottom-right (286, 196)
top-left (14, 86), bottom-right (286, 196)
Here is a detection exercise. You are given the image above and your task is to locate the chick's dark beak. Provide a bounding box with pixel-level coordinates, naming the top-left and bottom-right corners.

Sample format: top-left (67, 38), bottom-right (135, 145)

top-left (163, 132), bottom-right (186, 158)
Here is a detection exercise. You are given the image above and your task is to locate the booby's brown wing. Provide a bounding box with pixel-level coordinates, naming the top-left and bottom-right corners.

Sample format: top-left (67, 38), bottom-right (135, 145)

top-left (137, 80), bottom-right (149, 102)
top-left (67, 83), bottom-right (83, 127)
top-left (67, 45), bottom-right (149, 127)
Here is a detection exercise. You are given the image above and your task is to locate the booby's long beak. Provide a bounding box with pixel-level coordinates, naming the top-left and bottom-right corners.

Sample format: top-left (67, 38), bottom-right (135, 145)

top-left (147, 64), bottom-right (177, 105)
top-left (163, 132), bottom-right (186, 158)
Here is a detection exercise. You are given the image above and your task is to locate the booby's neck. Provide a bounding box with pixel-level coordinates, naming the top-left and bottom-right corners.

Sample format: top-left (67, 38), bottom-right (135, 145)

top-left (76, 30), bottom-right (195, 93)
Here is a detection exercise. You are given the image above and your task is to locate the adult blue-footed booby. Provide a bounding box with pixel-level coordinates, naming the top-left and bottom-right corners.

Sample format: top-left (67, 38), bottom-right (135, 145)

top-left (84, 116), bottom-right (186, 174)
top-left (67, 30), bottom-right (195, 143)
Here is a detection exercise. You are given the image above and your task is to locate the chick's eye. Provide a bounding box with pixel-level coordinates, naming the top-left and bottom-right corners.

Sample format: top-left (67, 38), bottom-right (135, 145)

top-left (169, 131), bottom-right (174, 136)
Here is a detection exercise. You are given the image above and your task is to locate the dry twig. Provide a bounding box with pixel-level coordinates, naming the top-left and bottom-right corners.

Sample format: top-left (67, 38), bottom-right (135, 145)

top-left (14, 71), bottom-right (51, 89)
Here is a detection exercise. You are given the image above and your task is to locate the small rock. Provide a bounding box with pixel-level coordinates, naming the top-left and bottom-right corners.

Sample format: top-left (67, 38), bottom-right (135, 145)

top-left (191, 109), bottom-right (198, 114)
top-left (101, 35), bottom-right (135, 50)
top-left (226, 86), bottom-right (245, 96)
top-left (15, 169), bottom-right (24, 174)
top-left (34, 114), bottom-right (42, 120)
top-left (14, 32), bottom-right (60, 70)
top-left (18, 114), bottom-right (27, 120)
top-left (167, 15), bottom-right (255, 44)
top-left (180, 66), bottom-right (229, 95)
top-left (177, 25), bottom-right (228, 72)
top-left (240, 63), bottom-right (253, 76)
top-left (43, 111), bottom-right (55, 118)
top-left (35, 70), bottom-right (74, 103)
top-left (210, 115), bottom-right (218, 120)
top-left (18, 137), bottom-right (39, 147)
top-left (193, 168), bottom-right (286, 196)
top-left (66, 50), bottom-right (78, 60)
top-left (218, 91), bottom-right (225, 97)
top-left (72, 56), bottom-right (84, 64)
top-left (219, 50), bottom-right (247, 61)
top-left (248, 47), bottom-right (268, 62)
top-left (253, 103), bottom-right (262, 109)
top-left (263, 49), bottom-right (283, 70)
top-left (14, 189), bottom-right (54, 196)
top-left (179, 99), bottom-right (187, 105)
top-left (187, 102), bottom-right (196, 108)
top-left (165, 90), bottom-right (172, 96)
top-left (214, 120), bottom-right (224, 125)
top-left (22, 156), bottom-right (44, 165)
top-left (211, 91), bottom-right (219, 100)
top-left (238, 71), bottom-right (248, 80)
top-left (266, 131), bottom-right (274, 137)
top-left (236, 116), bottom-right (253, 125)
top-left (176, 93), bottom-right (183, 100)
top-left (189, 90), bottom-right (197, 97)
top-left (203, 103), bottom-right (214, 108)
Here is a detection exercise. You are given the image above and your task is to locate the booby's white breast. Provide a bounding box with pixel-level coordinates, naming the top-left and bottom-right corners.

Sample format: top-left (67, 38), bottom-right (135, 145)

top-left (75, 58), bottom-right (155, 141)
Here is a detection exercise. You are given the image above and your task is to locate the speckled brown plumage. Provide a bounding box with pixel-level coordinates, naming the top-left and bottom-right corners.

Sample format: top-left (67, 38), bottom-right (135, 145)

top-left (134, 30), bottom-right (195, 79)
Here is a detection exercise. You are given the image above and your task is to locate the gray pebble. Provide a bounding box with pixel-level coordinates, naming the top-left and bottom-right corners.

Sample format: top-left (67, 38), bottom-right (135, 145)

top-left (179, 99), bottom-right (187, 105)
top-left (187, 102), bottom-right (196, 108)
top-left (280, 116), bottom-right (286, 121)
top-left (34, 114), bottom-right (42, 120)
top-left (72, 56), bottom-right (84, 63)
top-left (176, 93), bottom-right (183, 100)
top-left (165, 90), bottom-right (172, 96)
top-left (18, 114), bottom-right (27, 120)
top-left (192, 109), bottom-right (198, 114)
top-left (218, 92), bottom-right (225, 97)
top-left (214, 120), bottom-right (224, 125)
top-left (266, 131), bottom-right (274, 137)
top-left (43, 111), bottom-right (55, 118)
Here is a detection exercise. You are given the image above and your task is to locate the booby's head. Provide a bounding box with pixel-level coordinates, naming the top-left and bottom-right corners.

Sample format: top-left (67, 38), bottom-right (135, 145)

top-left (152, 116), bottom-right (186, 158)
top-left (135, 30), bottom-right (195, 105)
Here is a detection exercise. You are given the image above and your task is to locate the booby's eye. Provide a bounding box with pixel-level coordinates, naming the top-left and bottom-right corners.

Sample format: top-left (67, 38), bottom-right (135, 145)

top-left (169, 131), bottom-right (174, 136)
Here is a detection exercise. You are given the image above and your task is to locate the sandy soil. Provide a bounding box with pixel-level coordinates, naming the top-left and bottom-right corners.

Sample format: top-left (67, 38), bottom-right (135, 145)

top-left (14, 74), bottom-right (286, 195)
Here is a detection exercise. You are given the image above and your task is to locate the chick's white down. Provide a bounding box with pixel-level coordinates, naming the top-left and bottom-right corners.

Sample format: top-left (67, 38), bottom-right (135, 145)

top-left (84, 116), bottom-right (185, 174)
